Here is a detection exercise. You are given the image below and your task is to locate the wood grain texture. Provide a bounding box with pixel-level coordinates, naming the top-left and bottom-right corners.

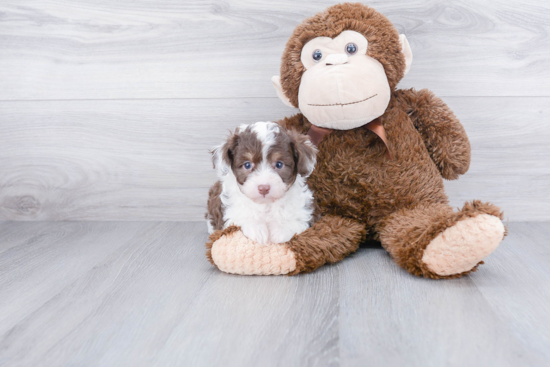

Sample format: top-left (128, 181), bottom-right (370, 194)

top-left (0, 0), bottom-right (549, 100)
top-left (338, 253), bottom-right (539, 366)
top-left (0, 0), bottom-right (548, 221)
top-left (0, 97), bottom-right (548, 221)
top-left (154, 260), bottom-right (339, 367)
top-left (0, 221), bottom-right (548, 366)
top-left (470, 222), bottom-right (550, 364)
top-left (338, 222), bottom-right (550, 366)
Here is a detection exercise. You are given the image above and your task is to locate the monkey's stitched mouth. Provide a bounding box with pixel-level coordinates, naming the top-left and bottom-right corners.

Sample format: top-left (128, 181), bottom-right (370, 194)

top-left (308, 94), bottom-right (377, 107)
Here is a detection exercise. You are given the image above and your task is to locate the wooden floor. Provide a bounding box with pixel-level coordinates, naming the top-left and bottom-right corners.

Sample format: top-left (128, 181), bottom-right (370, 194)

top-left (0, 222), bottom-right (548, 366)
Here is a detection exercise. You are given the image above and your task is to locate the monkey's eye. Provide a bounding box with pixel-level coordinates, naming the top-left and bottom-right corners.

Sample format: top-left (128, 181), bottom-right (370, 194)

top-left (243, 162), bottom-right (253, 170)
top-left (346, 43), bottom-right (358, 55)
top-left (312, 49), bottom-right (322, 62)
top-left (275, 161), bottom-right (284, 169)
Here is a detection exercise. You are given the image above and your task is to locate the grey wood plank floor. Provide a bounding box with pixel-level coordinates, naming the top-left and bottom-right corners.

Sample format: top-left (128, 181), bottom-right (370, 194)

top-left (0, 222), bottom-right (548, 367)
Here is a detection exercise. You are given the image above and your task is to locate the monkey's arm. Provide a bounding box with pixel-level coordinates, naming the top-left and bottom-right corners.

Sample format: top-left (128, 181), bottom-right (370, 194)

top-left (395, 88), bottom-right (471, 180)
top-left (206, 215), bottom-right (365, 275)
top-left (286, 215), bottom-right (365, 274)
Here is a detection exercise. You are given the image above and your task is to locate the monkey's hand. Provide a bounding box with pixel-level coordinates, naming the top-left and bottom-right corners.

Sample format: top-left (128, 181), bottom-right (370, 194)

top-left (395, 88), bottom-right (471, 180)
top-left (206, 216), bottom-right (365, 275)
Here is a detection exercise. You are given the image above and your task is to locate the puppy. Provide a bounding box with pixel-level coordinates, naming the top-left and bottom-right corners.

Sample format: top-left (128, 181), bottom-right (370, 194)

top-left (206, 121), bottom-right (318, 244)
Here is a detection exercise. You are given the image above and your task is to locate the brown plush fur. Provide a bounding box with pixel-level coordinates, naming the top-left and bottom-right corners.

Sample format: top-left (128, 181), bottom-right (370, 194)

top-left (287, 215), bottom-right (367, 275)
top-left (270, 3), bottom-right (504, 278)
top-left (394, 89), bottom-right (471, 180)
top-left (265, 2), bottom-right (504, 278)
top-left (277, 86), bottom-right (493, 277)
top-left (278, 89), bottom-right (452, 238)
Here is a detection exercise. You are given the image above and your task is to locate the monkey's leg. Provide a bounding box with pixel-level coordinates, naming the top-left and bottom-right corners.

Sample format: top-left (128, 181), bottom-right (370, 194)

top-left (206, 215), bottom-right (365, 275)
top-left (378, 201), bottom-right (505, 279)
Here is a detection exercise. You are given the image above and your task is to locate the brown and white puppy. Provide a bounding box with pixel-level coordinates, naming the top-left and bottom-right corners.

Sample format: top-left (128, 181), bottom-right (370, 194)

top-left (206, 121), bottom-right (317, 244)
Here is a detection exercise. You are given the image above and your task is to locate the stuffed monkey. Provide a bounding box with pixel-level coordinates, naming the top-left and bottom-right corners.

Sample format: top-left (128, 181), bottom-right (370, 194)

top-left (206, 3), bottom-right (505, 279)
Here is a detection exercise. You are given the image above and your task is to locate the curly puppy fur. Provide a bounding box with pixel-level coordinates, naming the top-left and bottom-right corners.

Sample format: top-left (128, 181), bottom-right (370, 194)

top-left (205, 181), bottom-right (224, 231)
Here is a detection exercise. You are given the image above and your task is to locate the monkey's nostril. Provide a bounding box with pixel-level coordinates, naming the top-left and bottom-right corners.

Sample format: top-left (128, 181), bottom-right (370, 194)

top-left (324, 54), bottom-right (348, 66)
top-left (258, 185), bottom-right (270, 196)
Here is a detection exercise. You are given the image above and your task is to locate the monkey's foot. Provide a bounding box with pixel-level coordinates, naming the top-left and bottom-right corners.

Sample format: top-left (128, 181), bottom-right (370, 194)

top-left (380, 200), bottom-right (506, 279)
top-left (206, 226), bottom-right (296, 275)
top-left (422, 214), bottom-right (505, 276)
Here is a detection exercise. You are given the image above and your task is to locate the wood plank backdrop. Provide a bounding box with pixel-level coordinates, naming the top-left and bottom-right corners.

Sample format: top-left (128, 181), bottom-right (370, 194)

top-left (0, 0), bottom-right (549, 221)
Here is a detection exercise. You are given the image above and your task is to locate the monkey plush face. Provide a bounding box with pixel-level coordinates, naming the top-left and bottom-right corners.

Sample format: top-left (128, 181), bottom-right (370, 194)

top-left (272, 3), bottom-right (413, 130)
top-left (297, 30), bottom-right (391, 129)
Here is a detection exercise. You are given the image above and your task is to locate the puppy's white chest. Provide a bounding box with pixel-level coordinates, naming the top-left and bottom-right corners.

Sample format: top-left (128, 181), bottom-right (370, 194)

top-left (222, 180), bottom-right (313, 244)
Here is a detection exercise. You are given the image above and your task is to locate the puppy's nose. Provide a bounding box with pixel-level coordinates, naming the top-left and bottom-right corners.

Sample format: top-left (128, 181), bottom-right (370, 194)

top-left (258, 185), bottom-right (270, 196)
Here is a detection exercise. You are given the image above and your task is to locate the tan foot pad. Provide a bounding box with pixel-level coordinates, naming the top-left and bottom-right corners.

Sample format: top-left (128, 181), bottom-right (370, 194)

top-left (422, 214), bottom-right (505, 276)
top-left (211, 230), bottom-right (297, 275)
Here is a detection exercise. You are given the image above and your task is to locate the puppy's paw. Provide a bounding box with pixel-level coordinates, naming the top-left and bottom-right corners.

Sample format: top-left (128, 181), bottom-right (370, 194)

top-left (241, 223), bottom-right (270, 245)
top-left (269, 229), bottom-right (295, 244)
top-left (269, 222), bottom-right (309, 244)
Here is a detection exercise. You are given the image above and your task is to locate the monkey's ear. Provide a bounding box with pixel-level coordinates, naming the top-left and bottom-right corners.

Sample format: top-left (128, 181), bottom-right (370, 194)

top-left (399, 34), bottom-right (413, 75)
top-left (271, 75), bottom-right (296, 108)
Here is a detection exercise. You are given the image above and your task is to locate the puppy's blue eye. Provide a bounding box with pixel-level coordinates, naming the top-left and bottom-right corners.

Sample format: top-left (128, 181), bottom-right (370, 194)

top-left (312, 49), bottom-right (322, 62)
top-left (275, 161), bottom-right (284, 169)
top-left (243, 162), bottom-right (252, 170)
top-left (346, 43), bottom-right (357, 55)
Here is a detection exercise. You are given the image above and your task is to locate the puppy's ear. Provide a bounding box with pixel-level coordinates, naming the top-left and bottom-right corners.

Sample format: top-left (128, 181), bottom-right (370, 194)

top-left (211, 132), bottom-right (238, 176)
top-left (289, 130), bottom-right (317, 177)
